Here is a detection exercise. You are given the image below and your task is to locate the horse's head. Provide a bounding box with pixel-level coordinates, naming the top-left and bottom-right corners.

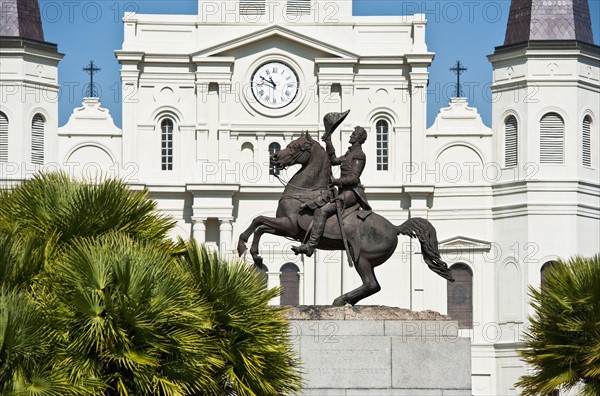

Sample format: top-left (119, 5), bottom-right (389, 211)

top-left (271, 131), bottom-right (316, 171)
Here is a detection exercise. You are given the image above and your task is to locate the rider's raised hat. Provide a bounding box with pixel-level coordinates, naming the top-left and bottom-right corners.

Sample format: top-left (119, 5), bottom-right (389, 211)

top-left (322, 109), bottom-right (350, 140)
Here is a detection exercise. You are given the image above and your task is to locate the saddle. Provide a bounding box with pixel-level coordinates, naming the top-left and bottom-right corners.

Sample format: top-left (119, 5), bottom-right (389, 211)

top-left (297, 204), bottom-right (371, 262)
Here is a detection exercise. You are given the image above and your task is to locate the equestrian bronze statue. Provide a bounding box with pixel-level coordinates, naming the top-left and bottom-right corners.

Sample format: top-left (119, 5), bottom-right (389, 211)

top-left (237, 110), bottom-right (454, 306)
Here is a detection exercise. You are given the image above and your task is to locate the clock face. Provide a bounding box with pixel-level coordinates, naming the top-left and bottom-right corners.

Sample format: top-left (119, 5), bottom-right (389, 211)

top-left (251, 61), bottom-right (299, 109)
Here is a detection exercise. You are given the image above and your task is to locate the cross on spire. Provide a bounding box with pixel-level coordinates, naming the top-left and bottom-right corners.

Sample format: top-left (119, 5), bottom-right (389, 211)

top-left (449, 60), bottom-right (467, 98)
top-left (82, 60), bottom-right (101, 97)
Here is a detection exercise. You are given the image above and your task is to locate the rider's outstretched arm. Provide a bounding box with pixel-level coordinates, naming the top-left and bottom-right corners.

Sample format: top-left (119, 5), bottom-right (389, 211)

top-left (325, 138), bottom-right (342, 165)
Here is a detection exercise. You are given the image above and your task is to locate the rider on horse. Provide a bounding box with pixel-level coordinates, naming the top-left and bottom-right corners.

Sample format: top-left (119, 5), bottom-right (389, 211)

top-left (292, 112), bottom-right (372, 257)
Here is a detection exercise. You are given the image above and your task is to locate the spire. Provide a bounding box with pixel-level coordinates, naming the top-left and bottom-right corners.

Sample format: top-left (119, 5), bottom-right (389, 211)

top-left (504, 0), bottom-right (595, 46)
top-left (0, 0), bottom-right (44, 41)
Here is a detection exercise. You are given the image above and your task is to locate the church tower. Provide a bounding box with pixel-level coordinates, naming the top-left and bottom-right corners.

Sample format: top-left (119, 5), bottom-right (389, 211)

top-left (488, 1), bottom-right (599, 393)
top-left (0, 0), bottom-right (63, 178)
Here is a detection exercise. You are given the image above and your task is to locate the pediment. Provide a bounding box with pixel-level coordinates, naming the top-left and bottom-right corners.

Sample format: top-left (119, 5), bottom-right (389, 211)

top-left (193, 25), bottom-right (357, 59)
top-left (438, 236), bottom-right (491, 252)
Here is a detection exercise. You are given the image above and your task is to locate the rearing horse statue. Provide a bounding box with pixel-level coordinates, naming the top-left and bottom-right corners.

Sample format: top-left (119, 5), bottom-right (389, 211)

top-left (237, 130), bottom-right (454, 306)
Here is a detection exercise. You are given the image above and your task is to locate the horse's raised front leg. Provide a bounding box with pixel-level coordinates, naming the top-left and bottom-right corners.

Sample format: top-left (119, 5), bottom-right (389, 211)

top-left (237, 215), bottom-right (297, 257)
top-left (332, 257), bottom-right (380, 306)
top-left (248, 225), bottom-right (273, 268)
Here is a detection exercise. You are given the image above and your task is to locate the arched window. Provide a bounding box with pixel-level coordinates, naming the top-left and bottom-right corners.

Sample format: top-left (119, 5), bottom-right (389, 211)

top-left (161, 118), bottom-right (174, 171)
top-left (447, 263), bottom-right (473, 329)
top-left (279, 263), bottom-right (300, 306)
top-left (540, 260), bottom-right (559, 289)
top-left (501, 261), bottom-right (522, 321)
top-left (241, 142), bottom-right (254, 163)
top-left (31, 114), bottom-right (45, 165)
top-left (376, 119), bottom-right (389, 171)
top-left (583, 115), bottom-right (592, 167)
top-left (269, 142), bottom-right (281, 176)
top-left (504, 115), bottom-right (518, 167)
top-left (0, 111), bottom-right (8, 163)
top-left (540, 112), bottom-right (564, 164)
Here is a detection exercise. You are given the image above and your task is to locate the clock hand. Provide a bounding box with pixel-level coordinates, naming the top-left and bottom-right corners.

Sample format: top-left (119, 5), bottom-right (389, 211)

top-left (269, 77), bottom-right (277, 87)
top-left (260, 76), bottom-right (276, 88)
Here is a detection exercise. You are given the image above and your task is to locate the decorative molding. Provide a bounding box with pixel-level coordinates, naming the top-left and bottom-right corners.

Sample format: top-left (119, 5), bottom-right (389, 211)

top-left (438, 236), bottom-right (492, 252)
top-left (194, 25), bottom-right (358, 59)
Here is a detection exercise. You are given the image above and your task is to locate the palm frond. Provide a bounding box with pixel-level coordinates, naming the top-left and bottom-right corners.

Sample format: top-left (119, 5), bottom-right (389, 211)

top-left (518, 254), bottom-right (600, 396)
top-left (180, 241), bottom-right (302, 396)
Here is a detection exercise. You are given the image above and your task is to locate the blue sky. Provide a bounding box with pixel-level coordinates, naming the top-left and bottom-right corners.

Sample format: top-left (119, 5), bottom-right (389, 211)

top-left (41, 0), bottom-right (600, 128)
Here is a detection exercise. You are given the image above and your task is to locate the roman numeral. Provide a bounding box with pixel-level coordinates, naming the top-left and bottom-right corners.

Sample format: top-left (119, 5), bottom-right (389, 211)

top-left (273, 67), bottom-right (278, 73)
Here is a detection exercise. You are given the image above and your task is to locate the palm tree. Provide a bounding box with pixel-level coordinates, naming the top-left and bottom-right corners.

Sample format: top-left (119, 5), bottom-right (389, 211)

top-left (517, 255), bottom-right (600, 396)
top-left (0, 172), bottom-right (177, 289)
top-left (180, 242), bottom-right (302, 396)
top-left (0, 287), bottom-right (77, 395)
top-left (0, 173), bottom-right (302, 395)
top-left (37, 233), bottom-right (223, 395)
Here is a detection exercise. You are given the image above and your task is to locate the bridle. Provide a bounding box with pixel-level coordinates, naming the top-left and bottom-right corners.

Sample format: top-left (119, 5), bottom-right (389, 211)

top-left (274, 138), bottom-right (331, 196)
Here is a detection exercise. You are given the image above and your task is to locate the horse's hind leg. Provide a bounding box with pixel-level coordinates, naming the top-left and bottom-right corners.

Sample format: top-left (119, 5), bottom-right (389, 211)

top-left (332, 257), bottom-right (380, 306)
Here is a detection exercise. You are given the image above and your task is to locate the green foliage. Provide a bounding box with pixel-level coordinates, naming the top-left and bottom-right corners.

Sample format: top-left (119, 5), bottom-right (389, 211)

top-left (0, 173), bottom-right (301, 395)
top-left (181, 242), bottom-right (302, 396)
top-left (0, 173), bottom-right (175, 243)
top-left (0, 227), bottom-right (47, 290)
top-left (517, 255), bottom-right (600, 396)
top-left (38, 233), bottom-right (222, 395)
top-left (0, 172), bottom-right (177, 289)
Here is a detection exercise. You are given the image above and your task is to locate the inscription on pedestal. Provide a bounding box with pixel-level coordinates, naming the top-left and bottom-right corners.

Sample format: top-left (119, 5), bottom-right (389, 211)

top-left (300, 336), bottom-right (391, 388)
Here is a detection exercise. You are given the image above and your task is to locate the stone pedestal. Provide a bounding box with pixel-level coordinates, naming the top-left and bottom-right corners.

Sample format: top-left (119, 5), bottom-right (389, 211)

top-left (285, 306), bottom-right (471, 396)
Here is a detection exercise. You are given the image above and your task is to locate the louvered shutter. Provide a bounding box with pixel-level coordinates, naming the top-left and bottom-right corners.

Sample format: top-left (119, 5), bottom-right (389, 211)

top-left (0, 112), bottom-right (7, 163)
top-left (504, 116), bottom-right (518, 167)
top-left (240, 0), bottom-right (265, 15)
top-left (31, 114), bottom-right (44, 165)
top-left (287, 0), bottom-right (311, 16)
top-left (583, 116), bottom-right (591, 167)
top-left (540, 113), bottom-right (564, 164)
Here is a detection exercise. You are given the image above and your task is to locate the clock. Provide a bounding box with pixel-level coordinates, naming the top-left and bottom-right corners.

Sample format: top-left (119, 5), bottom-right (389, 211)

top-left (251, 61), bottom-right (299, 109)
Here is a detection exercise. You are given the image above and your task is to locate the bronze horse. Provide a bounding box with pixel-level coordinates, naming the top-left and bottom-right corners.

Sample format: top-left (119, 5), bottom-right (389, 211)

top-left (237, 132), bottom-right (454, 306)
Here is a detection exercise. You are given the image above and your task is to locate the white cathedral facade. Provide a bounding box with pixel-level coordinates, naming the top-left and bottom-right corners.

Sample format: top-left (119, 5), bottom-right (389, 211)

top-left (1, 0), bottom-right (599, 394)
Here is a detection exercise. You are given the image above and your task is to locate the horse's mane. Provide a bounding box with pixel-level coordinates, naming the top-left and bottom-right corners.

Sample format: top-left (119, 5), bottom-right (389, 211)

top-left (285, 135), bottom-right (331, 191)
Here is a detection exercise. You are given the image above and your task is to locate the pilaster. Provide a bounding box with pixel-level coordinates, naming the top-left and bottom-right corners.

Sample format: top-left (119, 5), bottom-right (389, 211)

top-left (404, 185), bottom-right (435, 311)
top-left (192, 217), bottom-right (207, 244)
top-left (219, 217), bottom-right (234, 255)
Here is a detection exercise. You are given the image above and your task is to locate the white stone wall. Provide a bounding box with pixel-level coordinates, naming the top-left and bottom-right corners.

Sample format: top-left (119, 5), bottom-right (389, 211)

top-left (487, 42), bottom-right (600, 395)
top-left (57, 98), bottom-right (122, 180)
top-left (0, 39), bottom-right (63, 179)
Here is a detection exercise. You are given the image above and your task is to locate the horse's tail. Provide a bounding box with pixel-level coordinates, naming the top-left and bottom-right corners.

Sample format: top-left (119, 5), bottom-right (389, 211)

top-left (396, 217), bottom-right (454, 282)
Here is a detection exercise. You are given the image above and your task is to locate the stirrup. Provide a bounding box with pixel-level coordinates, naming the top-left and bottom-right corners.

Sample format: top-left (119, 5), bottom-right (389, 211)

top-left (291, 244), bottom-right (315, 257)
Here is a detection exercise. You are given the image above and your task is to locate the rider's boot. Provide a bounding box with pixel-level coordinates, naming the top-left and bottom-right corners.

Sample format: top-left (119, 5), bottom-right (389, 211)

top-left (292, 213), bottom-right (327, 257)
